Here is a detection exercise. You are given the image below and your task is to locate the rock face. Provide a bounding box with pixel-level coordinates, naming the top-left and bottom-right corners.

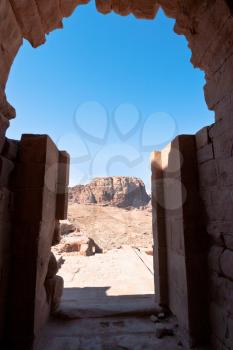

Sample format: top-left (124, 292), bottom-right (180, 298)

top-left (69, 177), bottom-right (150, 208)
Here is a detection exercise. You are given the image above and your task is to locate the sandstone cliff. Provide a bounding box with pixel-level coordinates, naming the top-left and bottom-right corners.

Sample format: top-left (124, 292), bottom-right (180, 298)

top-left (69, 176), bottom-right (150, 208)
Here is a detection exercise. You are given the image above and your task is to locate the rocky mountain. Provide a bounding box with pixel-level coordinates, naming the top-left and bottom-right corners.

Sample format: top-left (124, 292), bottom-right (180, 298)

top-left (69, 176), bottom-right (150, 208)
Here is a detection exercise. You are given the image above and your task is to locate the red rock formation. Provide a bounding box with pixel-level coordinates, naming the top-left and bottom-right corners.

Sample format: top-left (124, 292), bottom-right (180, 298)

top-left (69, 176), bottom-right (150, 208)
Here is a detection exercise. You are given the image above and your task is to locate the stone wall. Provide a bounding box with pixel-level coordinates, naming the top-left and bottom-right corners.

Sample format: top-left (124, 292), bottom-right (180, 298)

top-left (6, 134), bottom-right (69, 349)
top-left (156, 1), bottom-right (233, 348)
top-left (0, 116), bottom-right (17, 344)
top-left (196, 125), bottom-right (233, 349)
top-left (152, 136), bottom-right (209, 347)
top-left (0, 133), bottom-right (69, 349)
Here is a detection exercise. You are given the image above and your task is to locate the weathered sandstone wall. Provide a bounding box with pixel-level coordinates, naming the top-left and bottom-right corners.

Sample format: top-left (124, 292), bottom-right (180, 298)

top-left (152, 1), bottom-right (233, 348)
top-left (0, 126), bottom-right (17, 344)
top-left (152, 136), bottom-right (209, 347)
top-left (0, 133), bottom-right (69, 349)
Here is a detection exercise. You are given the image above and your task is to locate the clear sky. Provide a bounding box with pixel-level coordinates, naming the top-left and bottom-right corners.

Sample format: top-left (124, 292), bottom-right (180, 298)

top-left (6, 2), bottom-right (214, 191)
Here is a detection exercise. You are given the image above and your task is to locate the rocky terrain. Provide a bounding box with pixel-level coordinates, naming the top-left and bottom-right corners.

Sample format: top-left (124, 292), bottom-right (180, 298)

top-left (53, 204), bottom-right (153, 255)
top-left (53, 177), bottom-right (153, 256)
top-left (69, 176), bottom-right (150, 208)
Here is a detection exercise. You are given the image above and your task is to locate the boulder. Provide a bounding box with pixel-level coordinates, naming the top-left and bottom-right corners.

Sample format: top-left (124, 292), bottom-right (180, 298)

top-left (60, 219), bottom-right (77, 235)
top-left (57, 234), bottom-right (95, 256)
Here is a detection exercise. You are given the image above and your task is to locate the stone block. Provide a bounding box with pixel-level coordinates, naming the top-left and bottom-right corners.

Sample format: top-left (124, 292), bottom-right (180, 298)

top-left (207, 221), bottom-right (233, 234)
top-left (197, 143), bottom-right (214, 164)
top-left (19, 134), bottom-right (58, 165)
top-left (208, 189), bottom-right (233, 222)
top-left (56, 191), bottom-right (68, 220)
top-left (0, 187), bottom-right (13, 222)
top-left (0, 137), bottom-right (5, 154)
top-left (10, 255), bottom-right (37, 300)
top-left (0, 156), bottom-right (14, 187)
top-left (0, 221), bottom-right (11, 261)
top-left (214, 94), bottom-right (232, 122)
top-left (213, 128), bottom-right (233, 159)
top-left (12, 220), bottom-right (55, 259)
top-left (52, 220), bottom-right (61, 246)
top-left (210, 302), bottom-right (233, 348)
top-left (182, 189), bottom-right (204, 222)
top-left (57, 151), bottom-right (70, 185)
top-left (37, 224), bottom-right (57, 288)
top-left (2, 138), bottom-right (18, 160)
top-left (198, 159), bottom-right (218, 188)
top-left (0, 113), bottom-right (9, 138)
top-left (34, 286), bottom-right (50, 335)
top-left (167, 255), bottom-right (189, 331)
top-left (208, 246), bottom-right (224, 273)
top-left (153, 215), bottom-right (166, 247)
top-left (155, 274), bottom-right (168, 307)
top-left (151, 151), bottom-right (163, 179)
top-left (207, 221), bottom-right (226, 246)
top-left (0, 254), bottom-right (10, 297)
top-left (217, 158), bottom-right (233, 187)
top-left (195, 126), bottom-right (210, 149)
top-left (0, 300), bottom-right (6, 339)
top-left (184, 228), bottom-right (209, 254)
top-left (8, 297), bottom-right (35, 339)
top-left (210, 272), bottom-right (233, 315)
top-left (154, 246), bottom-right (168, 278)
top-left (222, 233), bottom-right (233, 251)
top-left (212, 336), bottom-right (230, 350)
top-left (220, 249), bottom-right (233, 281)
top-left (166, 218), bottom-right (185, 254)
top-left (209, 113), bottom-right (233, 139)
top-left (163, 177), bottom-right (184, 212)
top-left (14, 187), bottom-right (56, 222)
top-left (210, 302), bottom-right (227, 344)
top-left (11, 162), bottom-right (58, 193)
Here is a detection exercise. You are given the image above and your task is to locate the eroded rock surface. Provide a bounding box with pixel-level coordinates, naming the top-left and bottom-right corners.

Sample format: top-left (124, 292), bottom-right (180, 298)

top-left (69, 176), bottom-right (150, 208)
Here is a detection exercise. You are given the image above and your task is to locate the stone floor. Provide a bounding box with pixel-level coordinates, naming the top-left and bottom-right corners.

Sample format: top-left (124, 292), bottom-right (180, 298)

top-left (34, 247), bottom-right (183, 350)
top-left (56, 246), bottom-right (156, 318)
top-left (34, 316), bottom-right (182, 350)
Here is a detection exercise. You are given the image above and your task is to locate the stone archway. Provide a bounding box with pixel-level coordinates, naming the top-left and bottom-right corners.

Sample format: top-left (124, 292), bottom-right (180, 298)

top-left (1, 1), bottom-right (233, 349)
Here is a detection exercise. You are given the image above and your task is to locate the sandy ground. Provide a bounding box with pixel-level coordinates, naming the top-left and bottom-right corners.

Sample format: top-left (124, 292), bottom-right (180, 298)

top-left (67, 203), bottom-right (153, 252)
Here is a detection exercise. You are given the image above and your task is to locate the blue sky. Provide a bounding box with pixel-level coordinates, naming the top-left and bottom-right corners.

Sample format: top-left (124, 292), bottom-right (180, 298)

top-left (6, 2), bottom-right (214, 191)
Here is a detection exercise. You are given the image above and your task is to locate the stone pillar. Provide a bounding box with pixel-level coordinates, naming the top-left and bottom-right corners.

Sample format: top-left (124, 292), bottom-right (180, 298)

top-left (151, 151), bottom-right (168, 306)
top-left (0, 113), bottom-right (18, 346)
top-left (7, 134), bottom-right (69, 350)
top-left (152, 135), bottom-right (209, 347)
